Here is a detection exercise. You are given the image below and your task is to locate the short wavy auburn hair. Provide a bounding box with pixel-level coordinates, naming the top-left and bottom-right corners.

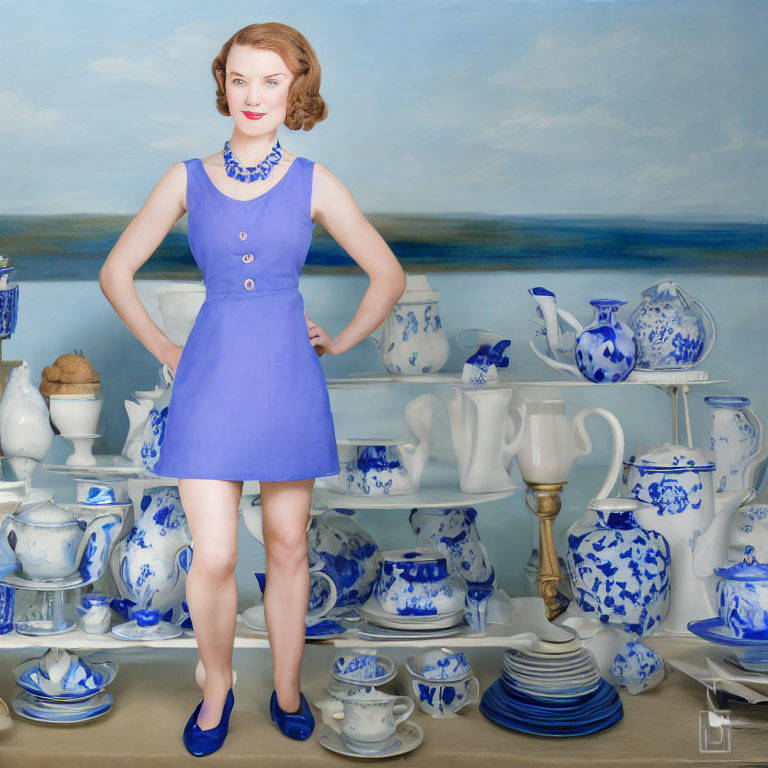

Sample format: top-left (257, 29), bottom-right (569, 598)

top-left (212, 22), bottom-right (328, 131)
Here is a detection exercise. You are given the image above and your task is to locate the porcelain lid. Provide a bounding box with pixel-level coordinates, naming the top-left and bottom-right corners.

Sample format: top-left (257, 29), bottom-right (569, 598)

top-left (16, 500), bottom-right (77, 525)
top-left (623, 443), bottom-right (715, 472)
top-left (379, 547), bottom-right (447, 565)
top-left (715, 546), bottom-right (768, 581)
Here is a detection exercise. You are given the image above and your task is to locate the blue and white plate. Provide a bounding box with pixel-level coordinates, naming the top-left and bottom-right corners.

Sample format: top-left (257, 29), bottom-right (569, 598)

top-left (12, 689), bottom-right (113, 724)
top-left (480, 678), bottom-right (623, 737)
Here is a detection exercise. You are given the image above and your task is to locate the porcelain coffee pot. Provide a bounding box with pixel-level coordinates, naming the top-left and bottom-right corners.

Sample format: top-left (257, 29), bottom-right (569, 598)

top-left (623, 443), bottom-right (754, 633)
top-left (510, 396), bottom-right (625, 498)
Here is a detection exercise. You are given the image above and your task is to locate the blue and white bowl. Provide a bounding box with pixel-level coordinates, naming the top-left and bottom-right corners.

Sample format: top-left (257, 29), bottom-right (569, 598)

top-left (330, 651), bottom-right (397, 686)
top-left (405, 648), bottom-right (479, 718)
top-left (13, 651), bottom-right (117, 701)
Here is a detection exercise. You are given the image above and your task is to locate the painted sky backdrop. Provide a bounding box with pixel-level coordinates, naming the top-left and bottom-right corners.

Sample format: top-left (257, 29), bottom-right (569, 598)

top-left (1, 0), bottom-right (766, 218)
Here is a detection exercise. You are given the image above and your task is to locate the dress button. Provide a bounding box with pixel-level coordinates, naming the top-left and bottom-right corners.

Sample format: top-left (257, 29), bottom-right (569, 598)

top-left (239, 231), bottom-right (248, 241)
top-left (242, 253), bottom-right (254, 263)
top-left (244, 278), bottom-right (254, 291)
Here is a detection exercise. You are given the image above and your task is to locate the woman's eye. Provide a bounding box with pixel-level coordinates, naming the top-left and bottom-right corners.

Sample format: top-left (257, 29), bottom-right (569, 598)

top-left (267, 80), bottom-right (279, 87)
top-left (233, 78), bottom-right (245, 85)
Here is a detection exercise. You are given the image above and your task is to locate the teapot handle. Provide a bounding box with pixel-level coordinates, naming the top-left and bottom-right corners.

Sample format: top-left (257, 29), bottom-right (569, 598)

top-left (572, 407), bottom-right (625, 499)
top-left (682, 286), bottom-right (717, 365)
top-left (556, 308), bottom-right (584, 334)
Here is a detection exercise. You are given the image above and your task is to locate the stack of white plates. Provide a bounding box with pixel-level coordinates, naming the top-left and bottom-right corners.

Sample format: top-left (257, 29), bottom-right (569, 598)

top-left (480, 636), bottom-right (623, 737)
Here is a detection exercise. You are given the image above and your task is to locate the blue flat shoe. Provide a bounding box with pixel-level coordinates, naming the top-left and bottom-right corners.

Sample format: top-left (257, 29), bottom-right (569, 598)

top-left (270, 689), bottom-right (315, 740)
top-left (183, 688), bottom-right (235, 757)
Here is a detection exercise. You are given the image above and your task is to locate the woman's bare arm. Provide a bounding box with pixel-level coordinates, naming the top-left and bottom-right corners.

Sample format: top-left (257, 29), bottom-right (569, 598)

top-left (99, 162), bottom-right (187, 367)
top-left (311, 162), bottom-right (407, 355)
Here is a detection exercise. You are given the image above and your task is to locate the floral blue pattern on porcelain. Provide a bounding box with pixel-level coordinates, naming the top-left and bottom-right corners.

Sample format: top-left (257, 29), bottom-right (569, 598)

top-left (567, 499), bottom-right (671, 635)
top-left (715, 546), bottom-right (768, 638)
top-left (610, 640), bottom-right (668, 694)
top-left (373, 548), bottom-right (464, 616)
top-left (627, 281), bottom-right (716, 370)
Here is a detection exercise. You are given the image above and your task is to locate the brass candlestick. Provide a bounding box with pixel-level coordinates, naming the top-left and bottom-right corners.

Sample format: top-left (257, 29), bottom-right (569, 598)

top-left (525, 481), bottom-right (569, 621)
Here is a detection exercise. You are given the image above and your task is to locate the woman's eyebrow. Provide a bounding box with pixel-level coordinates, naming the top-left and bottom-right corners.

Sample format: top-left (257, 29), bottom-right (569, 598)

top-left (229, 71), bottom-right (286, 78)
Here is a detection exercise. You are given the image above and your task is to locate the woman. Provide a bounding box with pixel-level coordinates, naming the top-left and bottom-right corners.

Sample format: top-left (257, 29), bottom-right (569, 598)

top-left (99, 22), bottom-right (406, 756)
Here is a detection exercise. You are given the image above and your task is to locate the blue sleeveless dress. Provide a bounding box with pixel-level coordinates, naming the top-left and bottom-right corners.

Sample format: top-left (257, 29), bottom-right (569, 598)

top-left (149, 156), bottom-right (340, 481)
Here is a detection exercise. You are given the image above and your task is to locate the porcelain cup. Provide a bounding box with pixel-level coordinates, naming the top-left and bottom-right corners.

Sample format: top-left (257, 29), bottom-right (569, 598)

top-left (48, 395), bottom-right (102, 436)
top-left (323, 685), bottom-right (414, 746)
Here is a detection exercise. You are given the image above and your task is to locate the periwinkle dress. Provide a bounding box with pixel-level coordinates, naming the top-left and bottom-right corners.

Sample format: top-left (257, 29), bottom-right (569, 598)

top-left (150, 156), bottom-right (340, 481)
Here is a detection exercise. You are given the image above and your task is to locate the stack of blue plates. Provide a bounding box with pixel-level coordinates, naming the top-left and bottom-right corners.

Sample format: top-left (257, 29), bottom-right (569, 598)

top-left (480, 637), bottom-right (623, 737)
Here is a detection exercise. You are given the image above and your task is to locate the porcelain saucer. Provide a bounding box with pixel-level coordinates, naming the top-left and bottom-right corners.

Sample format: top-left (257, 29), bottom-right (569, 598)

top-left (358, 599), bottom-right (466, 630)
top-left (12, 689), bottom-right (113, 724)
top-left (688, 617), bottom-right (768, 647)
top-left (317, 720), bottom-right (423, 758)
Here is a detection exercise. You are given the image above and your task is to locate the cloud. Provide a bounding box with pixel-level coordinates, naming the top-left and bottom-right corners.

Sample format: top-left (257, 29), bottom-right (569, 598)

top-left (0, 90), bottom-right (85, 143)
top-left (88, 21), bottom-right (220, 86)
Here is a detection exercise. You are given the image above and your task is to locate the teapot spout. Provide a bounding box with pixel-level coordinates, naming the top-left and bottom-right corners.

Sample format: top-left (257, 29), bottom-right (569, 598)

top-left (528, 287), bottom-right (582, 356)
top-left (693, 488), bottom-right (755, 578)
top-left (0, 516), bottom-right (19, 579)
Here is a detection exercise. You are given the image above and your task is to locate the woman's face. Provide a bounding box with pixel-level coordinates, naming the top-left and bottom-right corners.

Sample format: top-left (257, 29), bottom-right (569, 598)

top-left (224, 44), bottom-right (294, 137)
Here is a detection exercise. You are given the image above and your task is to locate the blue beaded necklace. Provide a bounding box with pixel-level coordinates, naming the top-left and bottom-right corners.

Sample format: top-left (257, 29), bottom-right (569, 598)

top-left (223, 138), bottom-right (283, 183)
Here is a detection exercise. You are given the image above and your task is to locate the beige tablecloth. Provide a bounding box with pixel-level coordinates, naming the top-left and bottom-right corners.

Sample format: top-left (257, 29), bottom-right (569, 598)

top-left (1, 639), bottom-right (768, 766)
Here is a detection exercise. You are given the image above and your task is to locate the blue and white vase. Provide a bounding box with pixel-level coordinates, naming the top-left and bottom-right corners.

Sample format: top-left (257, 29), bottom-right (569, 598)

top-left (0, 584), bottom-right (14, 634)
top-left (140, 365), bottom-right (173, 473)
top-left (706, 396), bottom-right (766, 493)
top-left (574, 299), bottom-right (637, 383)
top-left (0, 264), bottom-right (19, 340)
top-left (610, 638), bottom-right (668, 695)
top-left (109, 485), bottom-right (192, 626)
top-left (567, 497), bottom-right (671, 636)
top-left (306, 508), bottom-right (380, 606)
top-left (627, 281), bottom-right (716, 370)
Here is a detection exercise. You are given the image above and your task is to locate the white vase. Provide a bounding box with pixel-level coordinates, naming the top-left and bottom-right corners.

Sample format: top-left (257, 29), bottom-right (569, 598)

top-left (0, 361), bottom-right (54, 462)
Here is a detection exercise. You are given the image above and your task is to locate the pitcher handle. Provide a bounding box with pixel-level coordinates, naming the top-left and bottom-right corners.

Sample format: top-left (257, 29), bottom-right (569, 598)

top-left (572, 407), bottom-right (625, 499)
top-left (392, 696), bottom-right (415, 726)
top-left (503, 404), bottom-right (526, 456)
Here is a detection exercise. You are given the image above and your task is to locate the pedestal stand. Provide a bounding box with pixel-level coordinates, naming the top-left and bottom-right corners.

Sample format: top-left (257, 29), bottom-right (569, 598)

top-left (525, 481), bottom-right (569, 621)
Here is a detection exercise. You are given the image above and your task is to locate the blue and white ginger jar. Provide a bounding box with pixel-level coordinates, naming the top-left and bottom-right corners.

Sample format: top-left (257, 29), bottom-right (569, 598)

top-left (567, 497), bottom-right (671, 635)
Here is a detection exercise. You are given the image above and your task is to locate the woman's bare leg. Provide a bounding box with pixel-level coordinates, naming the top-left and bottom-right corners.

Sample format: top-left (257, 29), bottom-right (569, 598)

top-left (260, 477), bottom-right (314, 713)
top-left (178, 477), bottom-right (242, 730)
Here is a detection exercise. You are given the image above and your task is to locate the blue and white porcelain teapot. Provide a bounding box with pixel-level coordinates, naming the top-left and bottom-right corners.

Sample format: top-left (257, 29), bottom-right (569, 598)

top-left (627, 281), bottom-right (716, 370)
top-left (0, 500), bottom-right (118, 580)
